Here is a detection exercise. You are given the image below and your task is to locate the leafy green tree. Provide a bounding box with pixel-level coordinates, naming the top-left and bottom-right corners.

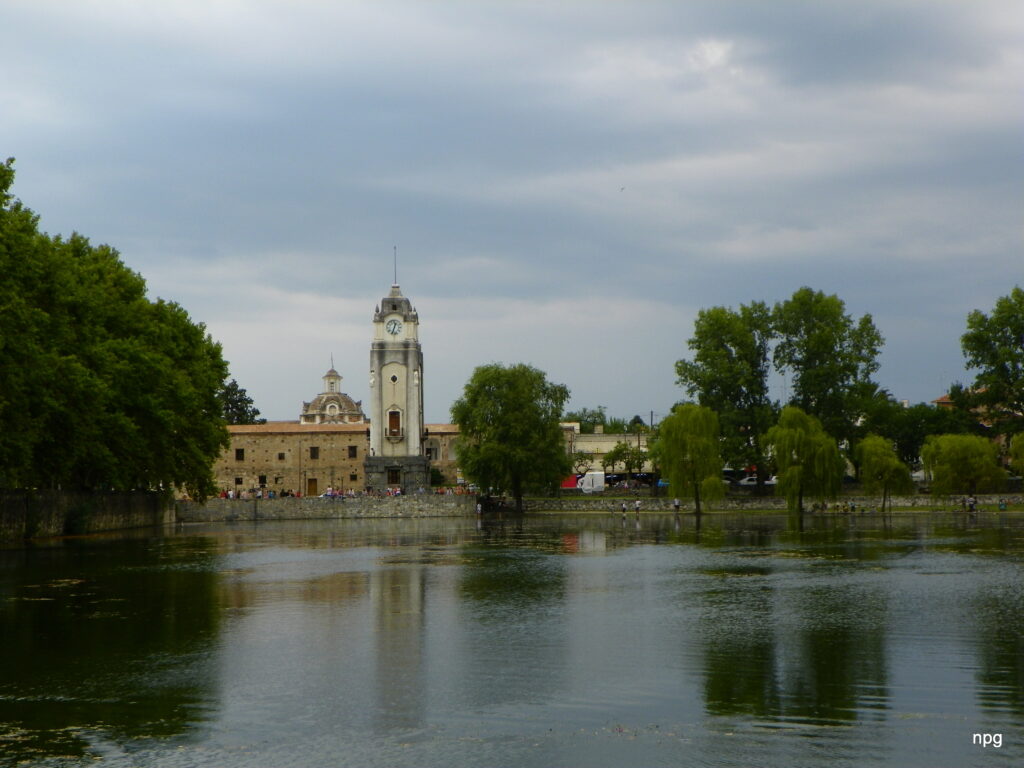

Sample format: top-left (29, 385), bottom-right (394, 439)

top-left (604, 416), bottom-right (631, 433)
top-left (676, 302), bottom-right (777, 488)
top-left (218, 379), bottom-right (267, 424)
top-left (856, 435), bottom-right (913, 513)
top-left (765, 406), bottom-right (845, 514)
top-left (951, 286), bottom-right (1024, 437)
top-left (0, 159), bottom-right (54, 486)
top-left (650, 404), bottom-right (725, 515)
top-left (773, 287), bottom-right (883, 451)
top-left (450, 363), bottom-right (572, 513)
top-left (601, 441), bottom-right (646, 479)
top-left (860, 398), bottom-right (973, 469)
top-left (563, 406), bottom-right (606, 434)
top-left (0, 158), bottom-right (229, 499)
top-left (572, 451), bottom-right (594, 474)
top-left (624, 445), bottom-right (648, 475)
top-left (922, 434), bottom-right (1006, 496)
top-left (1010, 434), bottom-right (1024, 477)
top-left (601, 442), bottom-right (629, 473)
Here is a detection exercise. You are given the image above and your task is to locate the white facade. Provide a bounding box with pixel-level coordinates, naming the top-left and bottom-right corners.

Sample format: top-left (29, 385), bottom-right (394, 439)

top-left (368, 284), bottom-right (424, 458)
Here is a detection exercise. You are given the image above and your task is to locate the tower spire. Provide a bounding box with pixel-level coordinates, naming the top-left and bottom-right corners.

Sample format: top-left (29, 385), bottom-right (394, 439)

top-left (393, 245), bottom-right (398, 286)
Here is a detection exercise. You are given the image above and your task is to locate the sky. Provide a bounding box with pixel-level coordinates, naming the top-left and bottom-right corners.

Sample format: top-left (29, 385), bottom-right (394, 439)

top-left (3, 0), bottom-right (1021, 424)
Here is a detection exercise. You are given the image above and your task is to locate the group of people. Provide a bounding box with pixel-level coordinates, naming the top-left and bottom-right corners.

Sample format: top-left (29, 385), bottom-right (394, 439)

top-left (611, 498), bottom-right (686, 515)
top-left (810, 501), bottom-right (876, 514)
top-left (321, 487), bottom-right (362, 498)
top-left (218, 488), bottom-right (298, 500)
top-left (616, 499), bottom-right (646, 518)
top-left (214, 484), bottom-right (481, 500)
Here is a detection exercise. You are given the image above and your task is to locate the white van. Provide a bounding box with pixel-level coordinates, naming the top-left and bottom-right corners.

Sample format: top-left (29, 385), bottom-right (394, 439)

top-left (578, 471), bottom-right (606, 494)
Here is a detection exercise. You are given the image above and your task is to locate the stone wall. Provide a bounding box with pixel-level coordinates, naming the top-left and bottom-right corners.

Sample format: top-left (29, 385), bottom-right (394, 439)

top-left (0, 490), bottom-right (173, 544)
top-left (176, 493), bottom-right (476, 523)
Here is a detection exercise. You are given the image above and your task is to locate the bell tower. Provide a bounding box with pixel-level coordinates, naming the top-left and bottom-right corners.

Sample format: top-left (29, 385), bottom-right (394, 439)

top-left (364, 283), bottom-right (430, 490)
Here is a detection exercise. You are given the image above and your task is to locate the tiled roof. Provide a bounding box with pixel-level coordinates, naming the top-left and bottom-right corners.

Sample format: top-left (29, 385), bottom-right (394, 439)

top-left (228, 421), bottom-right (369, 435)
top-left (228, 421), bottom-right (459, 434)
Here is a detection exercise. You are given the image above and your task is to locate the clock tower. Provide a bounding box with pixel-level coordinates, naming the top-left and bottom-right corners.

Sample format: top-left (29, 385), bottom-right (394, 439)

top-left (364, 283), bottom-right (430, 490)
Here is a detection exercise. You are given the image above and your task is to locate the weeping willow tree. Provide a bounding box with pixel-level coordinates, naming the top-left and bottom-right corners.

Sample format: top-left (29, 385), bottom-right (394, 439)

top-left (765, 406), bottom-right (844, 514)
top-left (649, 404), bottom-right (724, 515)
top-left (856, 434), bottom-right (913, 513)
top-left (921, 433), bottom-right (1005, 496)
top-left (1012, 434), bottom-right (1024, 477)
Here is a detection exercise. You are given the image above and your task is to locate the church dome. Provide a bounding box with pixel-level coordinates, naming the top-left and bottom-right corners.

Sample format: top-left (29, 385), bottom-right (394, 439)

top-left (299, 367), bottom-right (366, 424)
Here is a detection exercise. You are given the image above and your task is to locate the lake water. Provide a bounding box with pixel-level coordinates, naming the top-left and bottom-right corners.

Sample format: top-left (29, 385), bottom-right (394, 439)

top-left (1, 512), bottom-right (1022, 767)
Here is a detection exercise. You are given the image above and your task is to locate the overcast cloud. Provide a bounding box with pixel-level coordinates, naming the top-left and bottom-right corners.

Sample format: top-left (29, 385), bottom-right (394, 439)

top-left (3, 0), bottom-right (1021, 423)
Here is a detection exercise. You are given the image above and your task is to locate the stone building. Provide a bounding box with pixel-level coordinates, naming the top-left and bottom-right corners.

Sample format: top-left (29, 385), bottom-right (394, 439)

top-left (213, 415), bottom-right (462, 497)
top-left (211, 283), bottom-right (462, 496)
top-left (214, 421), bottom-right (369, 497)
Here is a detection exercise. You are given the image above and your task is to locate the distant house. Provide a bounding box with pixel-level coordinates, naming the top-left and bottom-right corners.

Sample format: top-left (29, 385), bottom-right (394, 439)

top-left (560, 423), bottom-right (654, 474)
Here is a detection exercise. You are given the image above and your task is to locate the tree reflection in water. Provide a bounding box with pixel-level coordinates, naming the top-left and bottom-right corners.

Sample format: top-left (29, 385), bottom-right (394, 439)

top-left (0, 536), bottom-right (221, 761)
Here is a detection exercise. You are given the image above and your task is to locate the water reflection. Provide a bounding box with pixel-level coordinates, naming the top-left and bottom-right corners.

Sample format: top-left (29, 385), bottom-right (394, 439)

top-left (0, 513), bottom-right (1022, 767)
top-left (779, 583), bottom-right (888, 724)
top-left (457, 526), bottom-right (569, 710)
top-left (700, 565), bottom-right (781, 718)
top-left (973, 581), bottom-right (1024, 716)
top-left (698, 564), bottom-right (889, 726)
top-left (0, 536), bottom-right (221, 761)
top-left (372, 567), bottom-right (426, 732)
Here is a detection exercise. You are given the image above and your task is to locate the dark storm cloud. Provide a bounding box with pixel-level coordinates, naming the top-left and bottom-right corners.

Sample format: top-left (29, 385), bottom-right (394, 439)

top-left (1, 0), bottom-right (1020, 419)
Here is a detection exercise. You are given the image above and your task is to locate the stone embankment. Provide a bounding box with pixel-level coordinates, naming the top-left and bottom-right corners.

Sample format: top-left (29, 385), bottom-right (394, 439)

top-left (522, 493), bottom-right (1022, 513)
top-left (176, 494), bottom-right (476, 523)
top-left (1, 490), bottom-right (172, 544)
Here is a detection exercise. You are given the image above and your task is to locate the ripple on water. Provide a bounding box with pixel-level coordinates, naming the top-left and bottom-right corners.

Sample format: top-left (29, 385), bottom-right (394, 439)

top-left (3, 515), bottom-right (1024, 767)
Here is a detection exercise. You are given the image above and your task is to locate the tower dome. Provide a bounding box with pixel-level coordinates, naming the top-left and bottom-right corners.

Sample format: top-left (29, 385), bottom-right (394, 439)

top-left (299, 366), bottom-right (366, 424)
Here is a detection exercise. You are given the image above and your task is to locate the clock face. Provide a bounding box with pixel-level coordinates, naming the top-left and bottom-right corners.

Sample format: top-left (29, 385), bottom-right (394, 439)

top-left (385, 318), bottom-right (403, 336)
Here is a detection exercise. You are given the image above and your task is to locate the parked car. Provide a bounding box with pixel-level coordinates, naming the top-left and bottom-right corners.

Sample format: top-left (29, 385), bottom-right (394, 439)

top-left (737, 475), bottom-right (777, 486)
